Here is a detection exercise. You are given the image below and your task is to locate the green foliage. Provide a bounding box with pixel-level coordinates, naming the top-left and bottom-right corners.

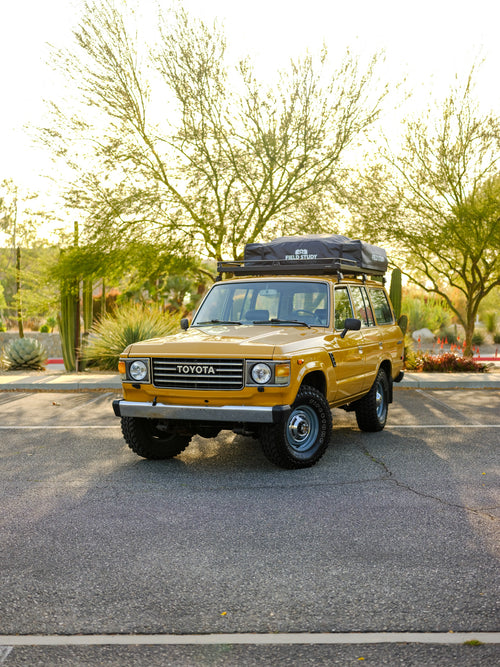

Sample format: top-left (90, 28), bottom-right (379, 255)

top-left (83, 303), bottom-right (181, 370)
top-left (438, 325), bottom-right (458, 344)
top-left (402, 294), bottom-right (452, 333)
top-left (471, 331), bottom-right (485, 346)
top-left (493, 333), bottom-right (500, 344)
top-left (40, 324), bottom-right (50, 333)
top-left (484, 312), bottom-right (497, 334)
top-left (389, 268), bottom-right (402, 320)
top-left (2, 337), bottom-right (48, 370)
top-left (0, 322), bottom-right (6, 332)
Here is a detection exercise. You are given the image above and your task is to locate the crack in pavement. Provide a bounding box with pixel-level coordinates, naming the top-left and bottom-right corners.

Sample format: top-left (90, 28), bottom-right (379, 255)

top-left (360, 446), bottom-right (499, 521)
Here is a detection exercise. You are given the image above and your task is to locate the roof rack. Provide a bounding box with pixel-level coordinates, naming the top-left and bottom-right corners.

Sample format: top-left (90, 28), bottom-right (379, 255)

top-left (216, 257), bottom-right (386, 279)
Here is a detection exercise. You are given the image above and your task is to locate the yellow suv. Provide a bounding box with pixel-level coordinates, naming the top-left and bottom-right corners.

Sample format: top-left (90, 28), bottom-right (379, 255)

top-left (113, 235), bottom-right (405, 469)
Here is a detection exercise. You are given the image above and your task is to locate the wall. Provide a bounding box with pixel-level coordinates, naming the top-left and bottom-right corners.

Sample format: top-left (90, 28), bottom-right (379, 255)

top-left (0, 333), bottom-right (62, 359)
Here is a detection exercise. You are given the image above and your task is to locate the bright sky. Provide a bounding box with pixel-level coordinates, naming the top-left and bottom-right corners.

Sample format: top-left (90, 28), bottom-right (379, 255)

top-left (0, 0), bottom-right (499, 200)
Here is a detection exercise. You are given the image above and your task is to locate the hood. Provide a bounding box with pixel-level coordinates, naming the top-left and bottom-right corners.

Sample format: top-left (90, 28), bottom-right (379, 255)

top-left (124, 324), bottom-right (325, 358)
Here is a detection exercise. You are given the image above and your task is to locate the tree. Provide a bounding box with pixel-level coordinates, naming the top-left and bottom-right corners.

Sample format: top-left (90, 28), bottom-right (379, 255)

top-left (0, 180), bottom-right (40, 336)
top-left (347, 70), bottom-right (500, 356)
top-left (41, 0), bottom-right (386, 260)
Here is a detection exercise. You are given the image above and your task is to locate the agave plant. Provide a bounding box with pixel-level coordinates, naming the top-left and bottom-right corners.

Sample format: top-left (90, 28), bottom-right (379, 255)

top-left (3, 337), bottom-right (48, 370)
top-left (83, 303), bottom-right (180, 370)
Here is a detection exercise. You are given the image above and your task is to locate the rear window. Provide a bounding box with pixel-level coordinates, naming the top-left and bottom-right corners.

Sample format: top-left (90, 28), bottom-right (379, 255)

top-left (369, 288), bottom-right (394, 325)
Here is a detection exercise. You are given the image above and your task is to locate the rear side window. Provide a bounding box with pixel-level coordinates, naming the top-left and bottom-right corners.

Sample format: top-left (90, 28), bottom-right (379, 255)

top-left (334, 286), bottom-right (354, 329)
top-left (369, 288), bottom-right (394, 325)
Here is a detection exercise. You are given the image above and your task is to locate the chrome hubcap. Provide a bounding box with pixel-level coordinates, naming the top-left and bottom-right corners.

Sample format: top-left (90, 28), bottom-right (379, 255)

top-left (286, 406), bottom-right (319, 452)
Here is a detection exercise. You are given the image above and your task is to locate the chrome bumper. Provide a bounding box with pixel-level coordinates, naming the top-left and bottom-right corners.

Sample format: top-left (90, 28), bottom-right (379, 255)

top-left (113, 400), bottom-right (290, 424)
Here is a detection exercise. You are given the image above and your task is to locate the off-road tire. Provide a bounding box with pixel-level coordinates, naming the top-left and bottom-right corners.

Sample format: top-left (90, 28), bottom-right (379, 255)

top-left (121, 417), bottom-right (191, 460)
top-left (354, 368), bottom-right (389, 432)
top-left (260, 385), bottom-right (332, 469)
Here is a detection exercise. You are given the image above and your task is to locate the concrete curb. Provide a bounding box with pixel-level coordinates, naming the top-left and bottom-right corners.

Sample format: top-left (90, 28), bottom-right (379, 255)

top-left (0, 372), bottom-right (499, 392)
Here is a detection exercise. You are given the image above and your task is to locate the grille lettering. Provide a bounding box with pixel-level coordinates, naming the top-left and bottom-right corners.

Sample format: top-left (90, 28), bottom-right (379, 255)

top-left (177, 364), bottom-right (215, 375)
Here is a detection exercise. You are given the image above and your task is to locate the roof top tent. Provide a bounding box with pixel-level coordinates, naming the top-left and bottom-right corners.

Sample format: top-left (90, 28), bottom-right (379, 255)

top-left (217, 235), bottom-right (388, 280)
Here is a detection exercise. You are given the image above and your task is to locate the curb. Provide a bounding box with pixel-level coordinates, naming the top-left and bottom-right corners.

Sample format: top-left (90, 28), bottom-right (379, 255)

top-left (0, 372), bottom-right (499, 392)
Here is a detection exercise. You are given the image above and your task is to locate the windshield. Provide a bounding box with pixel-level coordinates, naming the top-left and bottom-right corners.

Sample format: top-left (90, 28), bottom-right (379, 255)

top-left (193, 281), bottom-right (329, 327)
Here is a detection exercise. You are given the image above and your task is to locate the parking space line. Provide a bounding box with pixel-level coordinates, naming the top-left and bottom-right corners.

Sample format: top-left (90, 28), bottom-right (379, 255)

top-left (0, 632), bottom-right (498, 646)
top-left (0, 425), bottom-right (120, 430)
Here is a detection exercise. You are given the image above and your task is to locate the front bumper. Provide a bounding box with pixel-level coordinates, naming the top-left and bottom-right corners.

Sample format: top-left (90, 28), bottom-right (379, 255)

top-left (113, 400), bottom-right (291, 424)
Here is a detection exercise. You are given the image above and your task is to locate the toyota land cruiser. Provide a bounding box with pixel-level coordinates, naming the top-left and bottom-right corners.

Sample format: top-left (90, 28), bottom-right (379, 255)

top-left (113, 235), bottom-right (405, 469)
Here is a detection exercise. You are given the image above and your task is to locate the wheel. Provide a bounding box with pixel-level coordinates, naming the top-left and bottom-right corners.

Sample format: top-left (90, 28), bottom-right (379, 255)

top-left (260, 385), bottom-right (332, 469)
top-left (121, 417), bottom-right (191, 459)
top-left (354, 368), bottom-right (389, 432)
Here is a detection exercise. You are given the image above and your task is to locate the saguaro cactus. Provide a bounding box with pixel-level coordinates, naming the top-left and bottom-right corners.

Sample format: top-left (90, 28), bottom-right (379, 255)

top-left (389, 268), bottom-right (402, 321)
top-left (58, 279), bottom-right (78, 371)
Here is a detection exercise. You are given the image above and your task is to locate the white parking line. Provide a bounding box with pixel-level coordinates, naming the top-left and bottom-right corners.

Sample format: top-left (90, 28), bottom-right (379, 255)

top-left (0, 425), bottom-right (120, 429)
top-left (0, 632), bottom-right (498, 646)
top-left (1, 424), bottom-right (499, 430)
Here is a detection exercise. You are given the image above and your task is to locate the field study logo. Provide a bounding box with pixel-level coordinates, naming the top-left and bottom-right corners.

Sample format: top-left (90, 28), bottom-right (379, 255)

top-left (285, 248), bottom-right (318, 260)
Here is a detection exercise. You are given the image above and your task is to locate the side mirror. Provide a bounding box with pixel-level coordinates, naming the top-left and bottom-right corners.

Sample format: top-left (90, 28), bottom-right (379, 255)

top-left (180, 318), bottom-right (189, 330)
top-left (340, 317), bottom-right (361, 339)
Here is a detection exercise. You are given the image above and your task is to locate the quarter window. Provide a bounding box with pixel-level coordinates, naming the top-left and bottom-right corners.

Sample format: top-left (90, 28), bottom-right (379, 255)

top-left (369, 288), bottom-right (394, 325)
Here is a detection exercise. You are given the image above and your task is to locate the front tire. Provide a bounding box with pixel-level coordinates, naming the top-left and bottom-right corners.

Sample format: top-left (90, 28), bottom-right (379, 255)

top-left (260, 386), bottom-right (332, 469)
top-left (121, 417), bottom-right (191, 459)
top-left (354, 368), bottom-right (389, 432)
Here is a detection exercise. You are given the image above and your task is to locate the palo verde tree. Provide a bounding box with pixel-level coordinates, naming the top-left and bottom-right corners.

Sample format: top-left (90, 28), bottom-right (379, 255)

top-left (347, 69), bottom-right (500, 356)
top-left (41, 0), bottom-right (386, 260)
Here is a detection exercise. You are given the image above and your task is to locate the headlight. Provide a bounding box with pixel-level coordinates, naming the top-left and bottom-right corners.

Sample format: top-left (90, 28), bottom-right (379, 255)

top-left (251, 362), bottom-right (272, 384)
top-left (129, 359), bottom-right (149, 381)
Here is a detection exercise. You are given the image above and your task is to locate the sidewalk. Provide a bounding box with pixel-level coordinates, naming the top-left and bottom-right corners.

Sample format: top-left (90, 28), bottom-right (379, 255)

top-left (0, 366), bottom-right (499, 392)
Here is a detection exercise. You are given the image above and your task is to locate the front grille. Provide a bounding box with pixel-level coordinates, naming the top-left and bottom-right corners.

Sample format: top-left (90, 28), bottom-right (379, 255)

top-left (152, 358), bottom-right (244, 390)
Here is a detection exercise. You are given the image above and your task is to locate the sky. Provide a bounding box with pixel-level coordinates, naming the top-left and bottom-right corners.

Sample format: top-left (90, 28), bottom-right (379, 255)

top-left (0, 0), bottom-right (499, 215)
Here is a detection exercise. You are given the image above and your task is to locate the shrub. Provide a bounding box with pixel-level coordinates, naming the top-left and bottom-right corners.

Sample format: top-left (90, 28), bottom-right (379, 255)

top-left (409, 352), bottom-right (489, 373)
top-left (0, 322), bottom-right (6, 332)
top-left (40, 324), bottom-right (50, 333)
top-left (494, 333), bottom-right (500, 345)
top-left (438, 325), bottom-right (458, 344)
top-left (403, 294), bottom-right (452, 333)
top-left (83, 303), bottom-right (181, 370)
top-left (471, 331), bottom-right (485, 346)
top-left (485, 312), bottom-right (497, 334)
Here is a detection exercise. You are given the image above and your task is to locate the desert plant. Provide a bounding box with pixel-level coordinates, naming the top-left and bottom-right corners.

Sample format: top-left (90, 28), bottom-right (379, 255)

top-left (0, 322), bottom-right (6, 332)
top-left (40, 324), bottom-right (50, 333)
top-left (493, 333), bottom-right (500, 344)
top-left (2, 337), bottom-right (48, 370)
top-left (485, 312), bottom-right (497, 334)
top-left (471, 331), bottom-right (485, 346)
top-left (402, 294), bottom-right (452, 333)
top-left (389, 268), bottom-right (402, 320)
top-left (83, 303), bottom-right (181, 370)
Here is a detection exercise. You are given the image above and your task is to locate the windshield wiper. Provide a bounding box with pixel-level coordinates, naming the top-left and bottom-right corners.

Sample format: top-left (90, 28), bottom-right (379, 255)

top-left (196, 319), bottom-right (242, 326)
top-left (253, 318), bottom-right (311, 328)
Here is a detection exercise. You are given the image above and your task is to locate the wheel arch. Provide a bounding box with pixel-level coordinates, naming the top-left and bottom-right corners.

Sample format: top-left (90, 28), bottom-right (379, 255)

top-left (300, 369), bottom-right (327, 397)
top-left (379, 359), bottom-right (393, 403)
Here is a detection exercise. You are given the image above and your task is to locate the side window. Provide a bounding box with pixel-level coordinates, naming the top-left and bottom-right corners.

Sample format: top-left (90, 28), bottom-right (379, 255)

top-left (350, 286), bottom-right (375, 327)
top-left (369, 288), bottom-right (394, 325)
top-left (334, 286), bottom-right (354, 329)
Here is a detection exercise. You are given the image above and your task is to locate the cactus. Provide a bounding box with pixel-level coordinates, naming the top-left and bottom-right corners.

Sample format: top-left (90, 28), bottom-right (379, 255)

top-left (3, 337), bottom-right (48, 370)
top-left (389, 268), bottom-right (402, 321)
top-left (59, 280), bottom-right (78, 371)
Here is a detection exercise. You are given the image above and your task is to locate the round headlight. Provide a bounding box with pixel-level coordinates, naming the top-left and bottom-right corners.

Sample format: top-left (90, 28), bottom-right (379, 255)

top-left (129, 360), bottom-right (148, 381)
top-left (251, 362), bottom-right (272, 384)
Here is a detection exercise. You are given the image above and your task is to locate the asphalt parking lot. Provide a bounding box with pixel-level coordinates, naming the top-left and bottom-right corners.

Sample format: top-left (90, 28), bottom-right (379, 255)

top-left (0, 389), bottom-right (499, 665)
